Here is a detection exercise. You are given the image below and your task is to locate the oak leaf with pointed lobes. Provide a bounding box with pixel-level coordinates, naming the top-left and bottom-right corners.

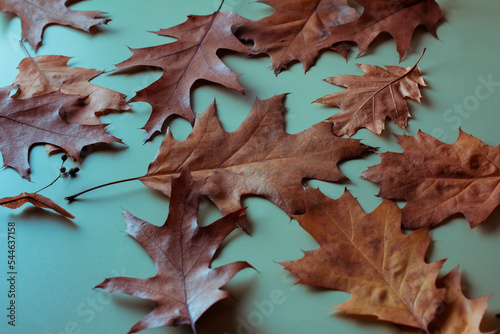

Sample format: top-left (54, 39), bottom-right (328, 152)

top-left (0, 86), bottom-right (121, 179)
top-left (0, 192), bottom-right (74, 218)
top-left (115, 10), bottom-right (252, 140)
top-left (96, 168), bottom-right (252, 334)
top-left (140, 95), bottom-right (371, 229)
top-left (0, 0), bottom-right (109, 50)
top-left (402, 267), bottom-right (494, 334)
top-left (319, 0), bottom-right (443, 59)
top-left (314, 52), bottom-right (426, 137)
top-left (236, 0), bottom-right (360, 74)
top-left (362, 130), bottom-right (500, 229)
top-left (281, 189), bottom-right (445, 331)
top-left (13, 55), bottom-right (130, 125)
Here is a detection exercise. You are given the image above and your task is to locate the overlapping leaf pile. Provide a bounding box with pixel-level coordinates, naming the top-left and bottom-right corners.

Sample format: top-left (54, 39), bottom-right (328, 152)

top-left (0, 1), bottom-right (498, 334)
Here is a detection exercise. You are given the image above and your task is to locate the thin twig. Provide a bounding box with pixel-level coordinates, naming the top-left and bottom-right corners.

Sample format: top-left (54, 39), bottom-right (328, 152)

top-left (217, 0), bottom-right (225, 12)
top-left (19, 39), bottom-right (53, 91)
top-left (34, 159), bottom-right (65, 194)
top-left (65, 176), bottom-right (144, 201)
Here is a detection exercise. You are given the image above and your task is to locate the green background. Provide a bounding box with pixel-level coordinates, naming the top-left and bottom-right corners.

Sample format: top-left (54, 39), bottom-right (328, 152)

top-left (1, 0), bottom-right (500, 333)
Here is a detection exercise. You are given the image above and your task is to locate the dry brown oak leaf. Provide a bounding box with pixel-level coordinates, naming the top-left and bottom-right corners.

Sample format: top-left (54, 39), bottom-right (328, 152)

top-left (96, 168), bottom-right (252, 334)
top-left (236, 0), bottom-right (360, 74)
top-left (318, 0), bottom-right (443, 59)
top-left (141, 94), bottom-right (371, 229)
top-left (0, 192), bottom-right (74, 218)
top-left (115, 10), bottom-right (252, 140)
top-left (314, 50), bottom-right (426, 137)
top-left (0, 0), bottom-right (109, 50)
top-left (0, 86), bottom-right (121, 179)
top-left (362, 130), bottom-right (500, 229)
top-left (13, 55), bottom-right (130, 125)
top-left (281, 189), bottom-right (445, 332)
top-left (402, 267), bottom-right (493, 334)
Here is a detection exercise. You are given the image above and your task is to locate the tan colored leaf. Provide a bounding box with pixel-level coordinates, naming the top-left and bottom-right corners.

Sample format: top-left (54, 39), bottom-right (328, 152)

top-left (116, 10), bottom-right (252, 140)
top-left (362, 130), bottom-right (500, 228)
top-left (0, 0), bottom-right (109, 50)
top-left (0, 192), bottom-right (74, 218)
top-left (0, 86), bottom-right (121, 179)
top-left (141, 95), bottom-right (370, 228)
top-left (402, 267), bottom-right (494, 334)
top-left (237, 0), bottom-right (359, 74)
top-left (13, 55), bottom-right (130, 125)
top-left (96, 167), bottom-right (252, 333)
top-left (314, 52), bottom-right (426, 137)
top-left (319, 0), bottom-right (443, 59)
top-left (281, 189), bottom-right (445, 331)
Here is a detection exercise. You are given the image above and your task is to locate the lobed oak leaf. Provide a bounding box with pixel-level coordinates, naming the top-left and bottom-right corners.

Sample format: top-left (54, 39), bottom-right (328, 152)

top-left (0, 0), bottom-right (110, 50)
top-left (401, 267), bottom-right (494, 334)
top-left (319, 0), bottom-right (444, 59)
top-left (362, 130), bottom-right (500, 229)
top-left (314, 51), bottom-right (426, 137)
top-left (0, 192), bottom-right (74, 218)
top-left (115, 10), bottom-right (252, 140)
top-left (13, 55), bottom-right (130, 125)
top-left (140, 95), bottom-right (371, 229)
top-left (0, 86), bottom-right (121, 179)
top-left (236, 0), bottom-right (360, 74)
top-left (96, 167), bottom-right (252, 334)
top-left (281, 189), bottom-right (445, 331)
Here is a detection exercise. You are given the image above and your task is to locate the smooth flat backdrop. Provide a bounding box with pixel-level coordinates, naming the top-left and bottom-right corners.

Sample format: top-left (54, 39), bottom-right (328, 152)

top-left (0, 0), bottom-right (499, 333)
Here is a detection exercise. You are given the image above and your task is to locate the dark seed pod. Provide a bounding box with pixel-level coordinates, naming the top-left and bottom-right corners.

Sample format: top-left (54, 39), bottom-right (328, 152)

top-left (61, 154), bottom-right (68, 162)
top-left (60, 167), bottom-right (66, 173)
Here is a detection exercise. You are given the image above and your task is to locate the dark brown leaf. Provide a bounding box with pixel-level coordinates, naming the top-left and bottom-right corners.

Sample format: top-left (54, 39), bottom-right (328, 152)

top-left (96, 167), bottom-right (252, 333)
top-left (237, 0), bottom-right (359, 74)
top-left (362, 130), bottom-right (500, 228)
top-left (141, 95), bottom-right (371, 228)
top-left (0, 86), bottom-right (121, 179)
top-left (319, 0), bottom-right (444, 59)
top-left (115, 10), bottom-right (252, 140)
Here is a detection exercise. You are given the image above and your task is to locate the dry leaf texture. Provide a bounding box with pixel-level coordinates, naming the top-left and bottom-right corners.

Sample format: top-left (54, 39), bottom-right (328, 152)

top-left (237, 0), bottom-right (359, 74)
top-left (319, 0), bottom-right (443, 59)
top-left (116, 10), bottom-right (252, 140)
top-left (0, 192), bottom-right (74, 218)
top-left (0, 0), bottom-right (109, 49)
top-left (0, 86), bottom-right (121, 179)
top-left (13, 55), bottom-right (130, 125)
top-left (315, 55), bottom-right (426, 136)
top-left (281, 189), bottom-right (445, 331)
top-left (141, 95), bottom-right (370, 228)
top-left (96, 168), bottom-right (251, 333)
top-left (363, 130), bottom-right (500, 228)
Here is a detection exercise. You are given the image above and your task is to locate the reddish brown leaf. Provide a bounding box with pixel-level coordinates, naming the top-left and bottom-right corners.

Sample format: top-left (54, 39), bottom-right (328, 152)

top-left (0, 86), bottom-right (121, 179)
top-left (96, 167), bottom-right (252, 333)
top-left (362, 130), bottom-right (500, 229)
top-left (314, 51), bottom-right (426, 136)
top-left (0, 0), bottom-right (109, 50)
top-left (319, 0), bottom-right (443, 59)
top-left (115, 10), bottom-right (252, 140)
top-left (0, 192), bottom-right (74, 218)
top-left (13, 55), bottom-right (130, 125)
top-left (237, 0), bottom-right (359, 74)
top-left (281, 189), bottom-right (445, 331)
top-left (140, 95), bottom-right (370, 228)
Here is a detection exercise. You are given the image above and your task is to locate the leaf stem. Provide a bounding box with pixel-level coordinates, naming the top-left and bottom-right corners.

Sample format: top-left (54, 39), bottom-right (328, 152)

top-left (19, 39), bottom-right (53, 91)
top-left (217, 0), bottom-right (225, 12)
top-left (34, 158), bottom-right (66, 194)
top-left (65, 176), bottom-right (144, 201)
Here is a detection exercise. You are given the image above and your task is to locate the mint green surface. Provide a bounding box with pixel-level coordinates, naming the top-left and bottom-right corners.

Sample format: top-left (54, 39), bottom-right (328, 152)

top-left (0, 0), bottom-right (499, 333)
